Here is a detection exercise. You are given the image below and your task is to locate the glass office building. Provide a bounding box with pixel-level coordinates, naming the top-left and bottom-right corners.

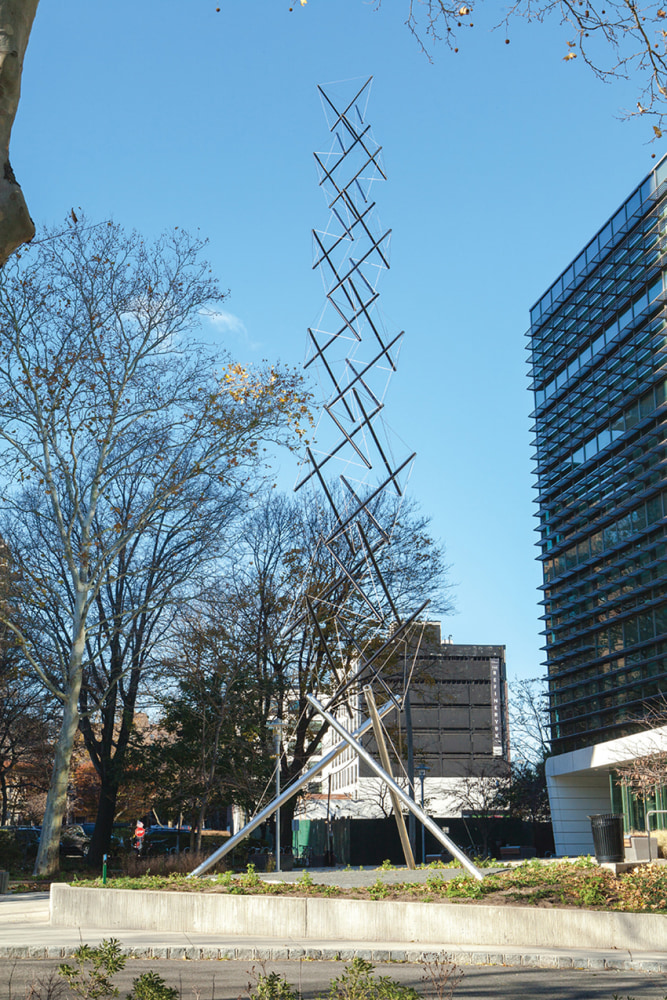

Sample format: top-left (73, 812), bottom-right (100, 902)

top-left (529, 157), bottom-right (667, 757)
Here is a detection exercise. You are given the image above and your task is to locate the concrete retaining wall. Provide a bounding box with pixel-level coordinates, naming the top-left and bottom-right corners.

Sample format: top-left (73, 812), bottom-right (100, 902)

top-left (50, 885), bottom-right (667, 952)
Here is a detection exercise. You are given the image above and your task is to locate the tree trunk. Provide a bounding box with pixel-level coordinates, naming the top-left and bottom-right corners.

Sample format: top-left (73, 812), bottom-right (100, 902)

top-left (0, 769), bottom-right (7, 825)
top-left (34, 608), bottom-right (86, 877)
top-left (0, 0), bottom-right (38, 265)
top-left (86, 773), bottom-right (118, 870)
top-left (33, 681), bottom-right (80, 875)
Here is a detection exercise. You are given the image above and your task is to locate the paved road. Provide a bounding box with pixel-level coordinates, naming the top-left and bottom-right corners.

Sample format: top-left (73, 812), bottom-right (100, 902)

top-left (257, 867), bottom-right (500, 886)
top-left (3, 956), bottom-right (667, 1000)
top-left (4, 885), bottom-right (667, 999)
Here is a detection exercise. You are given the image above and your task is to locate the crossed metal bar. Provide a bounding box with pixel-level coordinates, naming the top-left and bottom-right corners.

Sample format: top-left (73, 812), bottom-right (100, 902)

top-left (191, 80), bottom-right (478, 880)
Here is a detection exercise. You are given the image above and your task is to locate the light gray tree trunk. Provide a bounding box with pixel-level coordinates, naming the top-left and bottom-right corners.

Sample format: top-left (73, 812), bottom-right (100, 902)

top-left (0, 0), bottom-right (38, 265)
top-left (34, 595), bottom-right (86, 876)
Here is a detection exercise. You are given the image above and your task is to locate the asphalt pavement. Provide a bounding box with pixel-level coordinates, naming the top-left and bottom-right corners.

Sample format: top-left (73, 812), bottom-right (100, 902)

top-left (3, 872), bottom-right (667, 999)
top-left (4, 955), bottom-right (667, 1000)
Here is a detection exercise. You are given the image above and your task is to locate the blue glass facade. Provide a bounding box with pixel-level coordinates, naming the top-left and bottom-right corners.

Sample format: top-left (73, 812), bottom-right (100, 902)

top-left (529, 157), bottom-right (667, 755)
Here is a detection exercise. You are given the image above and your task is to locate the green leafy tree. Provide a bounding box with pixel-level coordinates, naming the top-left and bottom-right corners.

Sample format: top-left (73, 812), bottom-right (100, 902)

top-left (132, 606), bottom-right (274, 849)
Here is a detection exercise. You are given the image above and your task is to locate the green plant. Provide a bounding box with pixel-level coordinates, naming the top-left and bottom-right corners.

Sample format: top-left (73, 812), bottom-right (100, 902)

top-left (320, 957), bottom-right (421, 1000)
top-left (297, 870), bottom-right (314, 888)
top-left (368, 877), bottom-right (390, 900)
top-left (444, 876), bottom-right (484, 900)
top-left (240, 863), bottom-right (261, 888)
top-left (248, 970), bottom-right (299, 1000)
top-left (378, 859), bottom-right (395, 870)
top-left (573, 874), bottom-right (607, 907)
top-left (58, 940), bottom-right (126, 999)
top-left (127, 972), bottom-right (178, 1000)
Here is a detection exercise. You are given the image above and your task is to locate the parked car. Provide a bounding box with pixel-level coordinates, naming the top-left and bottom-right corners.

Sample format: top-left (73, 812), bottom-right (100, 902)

top-left (141, 826), bottom-right (192, 856)
top-left (60, 824), bottom-right (91, 857)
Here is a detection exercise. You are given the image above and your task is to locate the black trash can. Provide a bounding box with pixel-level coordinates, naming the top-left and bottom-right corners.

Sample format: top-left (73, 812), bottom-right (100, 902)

top-left (589, 813), bottom-right (624, 863)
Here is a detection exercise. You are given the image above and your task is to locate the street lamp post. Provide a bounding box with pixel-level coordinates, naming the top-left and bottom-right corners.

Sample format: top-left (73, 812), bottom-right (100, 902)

top-left (416, 764), bottom-right (430, 864)
top-left (268, 718), bottom-right (283, 873)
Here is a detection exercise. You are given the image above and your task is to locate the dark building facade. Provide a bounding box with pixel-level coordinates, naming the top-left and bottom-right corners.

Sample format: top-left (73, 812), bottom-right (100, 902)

top-left (360, 624), bottom-right (510, 779)
top-left (319, 623), bottom-right (510, 801)
top-left (529, 157), bottom-right (667, 758)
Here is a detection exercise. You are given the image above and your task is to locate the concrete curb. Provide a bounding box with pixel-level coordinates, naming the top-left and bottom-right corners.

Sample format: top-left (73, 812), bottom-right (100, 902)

top-left (50, 884), bottom-right (667, 953)
top-left (3, 941), bottom-right (667, 972)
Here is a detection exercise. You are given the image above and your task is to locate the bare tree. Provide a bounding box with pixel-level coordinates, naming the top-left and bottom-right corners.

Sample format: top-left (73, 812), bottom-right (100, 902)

top-left (75, 445), bottom-right (258, 868)
top-left (0, 662), bottom-right (55, 825)
top-left (0, 216), bottom-right (309, 874)
top-left (508, 676), bottom-right (550, 766)
top-left (209, 489), bottom-right (451, 852)
top-left (613, 696), bottom-right (667, 818)
top-left (373, 2), bottom-right (667, 128)
top-left (449, 763), bottom-right (507, 857)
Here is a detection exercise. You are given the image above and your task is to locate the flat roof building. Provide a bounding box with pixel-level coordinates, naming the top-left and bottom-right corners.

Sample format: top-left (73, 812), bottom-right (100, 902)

top-left (530, 156), bottom-right (667, 853)
top-left (313, 624), bottom-right (509, 818)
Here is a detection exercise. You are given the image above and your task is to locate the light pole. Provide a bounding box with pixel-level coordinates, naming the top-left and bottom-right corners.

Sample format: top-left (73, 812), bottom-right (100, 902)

top-left (416, 764), bottom-right (430, 864)
top-left (268, 718), bottom-right (283, 872)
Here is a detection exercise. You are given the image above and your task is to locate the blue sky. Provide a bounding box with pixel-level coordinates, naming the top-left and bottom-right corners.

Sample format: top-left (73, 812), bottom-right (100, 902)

top-left (15, 0), bottom-right (661, 680)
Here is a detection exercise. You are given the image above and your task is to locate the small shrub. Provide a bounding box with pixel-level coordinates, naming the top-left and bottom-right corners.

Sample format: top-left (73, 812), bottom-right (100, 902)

top-left (369, 878), bottom-right (390, 900)
top-left (378, 860), bottom-right (395, 870)
top-left (127, 972), bottom-right (178, 1000)
top-left (250, 971), bottom-right (299, 1000)
top-left (22, 970), bottom-right (68, 1000)
top-left (58, 939), bottom-right (126, 998)
top-left (240, 863), bottom-right (261, 888)
top-left (420, 956), bottom-right (463, 1000)
top-left (320, 957), bottom-right (421, 1000)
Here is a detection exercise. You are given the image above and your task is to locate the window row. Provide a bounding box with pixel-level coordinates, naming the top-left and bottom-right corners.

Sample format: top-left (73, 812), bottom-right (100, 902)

top-left (530, 173), bottom-right (657, 326)
top-left (543, 492), bottom-right (667, 582)
top-left (548, 641), bottom-right (667, 689)
top-left (545, 579), bottom-right (667, 637)
top-left (534, 275), bottom-right (664, 406)
top-left (530, 213), bottom-right (664, 378)
top-left (548, 607), bottom-right (667, 662)
top-left (533, 318), bottom-right (666, 470)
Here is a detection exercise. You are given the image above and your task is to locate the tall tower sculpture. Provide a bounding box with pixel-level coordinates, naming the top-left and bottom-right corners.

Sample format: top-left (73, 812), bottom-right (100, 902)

top-left (285, 77), bottom-right (427, 707)
top-left (189, 80), bottom-right (481, 879)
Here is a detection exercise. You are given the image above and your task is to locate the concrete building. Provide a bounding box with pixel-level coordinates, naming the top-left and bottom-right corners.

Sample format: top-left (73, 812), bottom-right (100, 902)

top-left (529, 155), bottom-right (667, 854)
top-left (307, 623), bottom-right (509, 819)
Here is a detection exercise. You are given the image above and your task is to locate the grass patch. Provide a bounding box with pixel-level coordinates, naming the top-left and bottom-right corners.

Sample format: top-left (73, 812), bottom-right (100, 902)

top-left (69, 857), bottom-right (667, 913)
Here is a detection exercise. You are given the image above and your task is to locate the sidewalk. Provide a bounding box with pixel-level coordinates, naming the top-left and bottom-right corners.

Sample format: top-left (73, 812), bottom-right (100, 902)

top-left (2, 889), bottom-right (667, 972)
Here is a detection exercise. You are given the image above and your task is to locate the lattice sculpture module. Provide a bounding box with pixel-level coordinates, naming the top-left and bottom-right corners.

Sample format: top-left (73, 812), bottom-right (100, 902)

top-left (188, 80), bottom-right (481, 879)
top-left (286, 77), bottom-right (428, 710)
